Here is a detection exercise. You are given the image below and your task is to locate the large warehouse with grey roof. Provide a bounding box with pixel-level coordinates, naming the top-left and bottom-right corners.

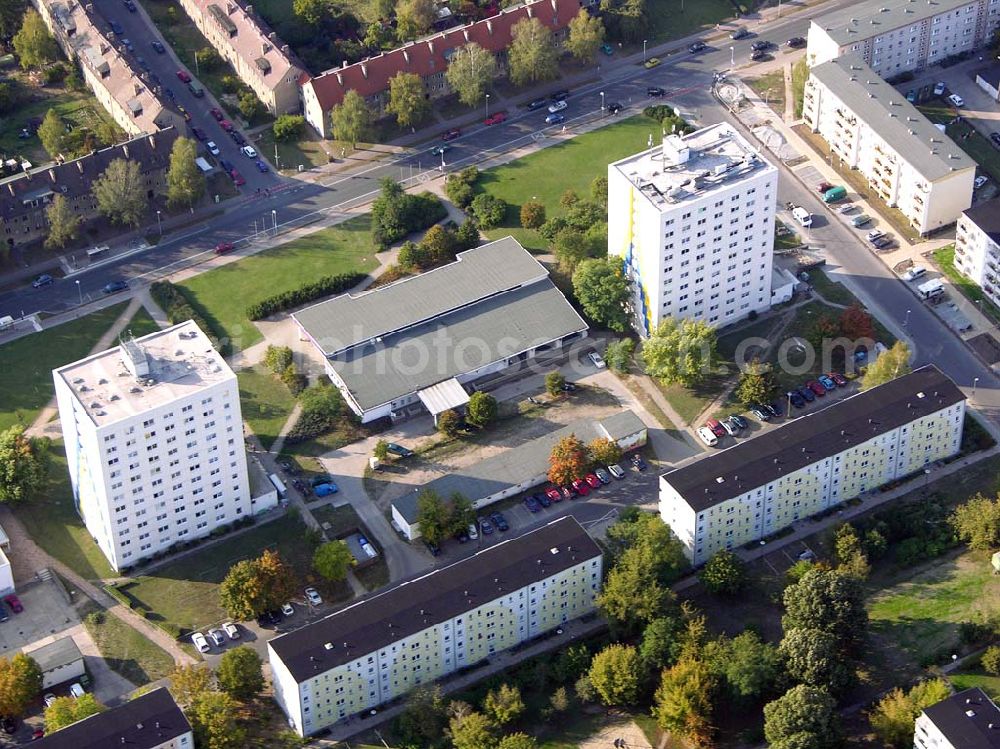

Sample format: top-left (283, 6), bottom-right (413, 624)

top-left (293, 237), bottom-right (588, 423)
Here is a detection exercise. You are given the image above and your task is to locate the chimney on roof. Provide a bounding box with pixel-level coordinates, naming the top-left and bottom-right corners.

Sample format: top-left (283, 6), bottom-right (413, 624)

top-left (262, 42), bottom-right (271, 54)
top-left (269, 31), bottom-right (277, 40)
top-left (227, 1), bottom-right (235, 11)
top-left (336, 72), bottom-right (343, 85)
top-left (148, 133), bottom-right (156, 149)
top-left (486, 19), bottom-right (493, 33)
top-left (49, 169), bottom-right (56, 183)
top-left (247, 3), bottom-right (253, 12)
top-left (100, 42), bottom-right (109, 54)
top-left (361, 63), bottom-right (368, 78)
top-left (122, 144), bottom-right (130, 159)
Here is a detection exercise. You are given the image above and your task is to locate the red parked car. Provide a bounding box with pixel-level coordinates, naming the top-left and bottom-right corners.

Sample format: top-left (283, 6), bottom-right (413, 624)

top-left (209, 108), bottom-right (224, 121)
top-left (806, 380), bottom-right (827, 397)
top-left (545, 487), bottom-right (563, 503)
top-left (484, 111), bottom-right (508, 125)
top-left (230, 169), bottom-right (245, 186)
top-left (214, 242), bottom-right (235, 255)
top-left (585, 473), bottom-right (601, 489)
top-left (176, 70), bottom-right (192, 83)
top-left (705, 418), bottom-right (727, 437)
top-left (828, 371), bottom-right (848, 387)
top-left (4, 595), bottom-right (22, 613)
top-left (816, 181), bottom-right (834, 193)
top-left (571, 478), bottom-right (590, 496)
top-left (442, 128), bottom-right (461, 141)
top-left (220, 119), bottom-right (234, 132)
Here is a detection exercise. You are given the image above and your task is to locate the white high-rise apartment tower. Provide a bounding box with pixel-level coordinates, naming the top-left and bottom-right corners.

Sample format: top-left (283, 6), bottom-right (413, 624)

top-left (53, 320), bottom-right (251, 571)
top-left (608, 123), bottom-right (779, 336)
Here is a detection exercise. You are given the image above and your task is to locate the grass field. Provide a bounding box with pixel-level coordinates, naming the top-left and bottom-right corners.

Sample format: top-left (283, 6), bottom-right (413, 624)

top-left (0, 302), bottom-right (130, 432)
top-left (933, 244), bottom-right (1000, 325)
top-left (16, 444), bottom-right (116, 580)
top-left (807, 268), bottom-right (857, 306)
top-left (237, 365), bottom-right (297, 451)
top-left (178, 216), bottom-right (378, 348)
top-left (868, 550), bottom-right (1000, 668)
top-left (117, 514), bottom-right (317, 635)
top-left (746, 71), bottom-right (786, 113)
top-left (125, 306), bottom-right (162, 338)
top-left (645, 0), bottom-right (736, 45)
top-left (951, 670), bottom-right (1000, 700)
top-left (478, 116), bottom-right (659, 250)
top-left (82, 608), bottom-right (175, 686)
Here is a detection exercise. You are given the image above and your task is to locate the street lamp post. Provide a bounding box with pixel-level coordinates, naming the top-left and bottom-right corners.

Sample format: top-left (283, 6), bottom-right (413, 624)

top-left (643, 39), bottom-right (647, 63)
top-left (904, 309), bottom-right (911, 327)
top-left (156, 209), bottom-right (162, 236)
top-left (75, 279), bottom-right (82, 305)
top-left (600, 91), bottom-right (605, 112)
top-left (730, 46), bottom-right (734, 66)
top-left (485, 93), bottom-right (491, 119)
top-left (271, 209), bottom-right (277, 236)
top-left (973, 376), bottom-right (980, 399)
top-left (440, 149), bottom-right (446, 171)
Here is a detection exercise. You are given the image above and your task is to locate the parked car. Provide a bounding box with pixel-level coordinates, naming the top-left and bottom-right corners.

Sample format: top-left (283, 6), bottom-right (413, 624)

top-left (479, 516), bottom-right (494, 535)
top-left (991, 131), bottom-right (1000, 148)
top-left (751, 40), bottom-right (771, 51)
top-left (585, 473), bottom-right (601, 489)
top-left (442, 128), bottom-right (461, 140)
top-left (595, 467), bottom-right (611, 484)
top-left (608, 463), bottom-right (626, 480)
top-left (550, 90), bottom-right (570, 101)
top-left (976, 175), bottom-right (989, 189)
top-left (455, 529), bottom-right (469, 543)
top-left (872, 236), bottom-right (893, 250)
top-left (222, 622), bottom-right (239, 639)
top-left (524, 495), bottom-right (541, 512)
top-left (646, 86), bottom-right (666, 98)
top-left (934, 81), bottom-right (947, 96)
top-left (630, 453), bottom-right (648, 471)
top-left (4, 595), bottom-right (22, 614)
top-left (192, 633), bottom-right (210, 653)
top-left (256, 159), bottom-right (269, 173)
top-left (906, 89), bottom-right (916, 102)
top-left (489, 511), bottom-right (509, 531)
top-left (571, 479), bottom-right (590, 496)
top-left (1, 717), bottom-right (15, 734)
top-left (547, 99), bottom-right (567, 113)
top-left (721, 418), bottom-right (739, 437)
top-left (730, 27), bottom-right (750, 39)
top-left (305, 587), bottom-right (323, 606)
top-left (902, 266), bottom-right (928, 282)
top-left (697, 426), bottom-right (719, 446)
top-left (386, 442), bottom-right (414, 457)
top-left (424, 540), bottom-right (441, 556)
top-left (766, 401), bottom-right (783, 418)
top-left (729, 414), bottom-right (748, 430)
top-left (230, 169), bottom-right (245, 186)
top-left (190, 127), bottom-right (206, 141)
top-left (601, 43), bottom-right (614, 55)
top-left (69, 683), bottom-right (85, 698)
top-left (231, 131), bottom-right (246, 146)
top-left (209, 108), bottom-right (224, 121)
top-left (176, 70), bottom-right (192, 83)
top-left (588, 351), bottom-right (606, 368)
top-left (207, 141), bottom-right (220, 155)
top-left (806, 380), bottom-right (826, 397)
top-left (102, 280), bottom-right (128, 294)
top-left (32, 274), bottom-right (53, 288)
top-left (484, 111), bottom-right (508, 125)
top-left (816, 181), bottom-right (834, 193)
top-left (527, 97), bottom-right (547, 110)
top-left (208, 629), bottom-right (225, 647)
top-left (281, 602), bottom-right (294, 616)
top-left (838, 203), bottom-right (856, 214)
top-left (545, 487), bottom-right (562, 503)
top-left (817, 374), bottom-right (836, 391)
top-left (108, 20), bottom-right (124, 34)
top-left (240, 145), bottom-right (258, 158)
top-left (214, 242), bottom-right (235, 254)
top-left (688, 41), bottom-right (707, 52)
top-left (607, 102), bottom-right (623, 114)
top-left (151, 40), bottom-right (166, 53)
top-left (851, 214), bottom-right (872, 228)
top-left (467, 523), bottom-right (479, 540)
top-left (750, 404), bottom-right (771, 421)
top-left (797, 386), bottom-right (815, 403)
top-left (559, 486), bottom-right (573, 501)
top-left (787, 391), bottom-right (806, 408)
top-left (313, 482), bottom-right (338, 497)
top-left (786, 36), bottom-right (805, 47)
top-left (32, 727), bottom-right (44, 740)
top-left (177, 105), bottom-right (191, 121)
top-left (829, 371), bottom-right (848, 387)
top-left (535, 491), bottom-right (551, 508)
top-left (867, 229), bottom-right (886, 243)
top-left (545, 113), bottom-right (566, 125)
top-left (750, 49), bottom-right (766, 61)
top-left (705, 418), bottom-right (727, 438)
top-left (560, 381), bottom-right (577, 392)
top-left (43, 694), bottom-right (57, 708)
top-left (948, 93), bottom-right (965, 107)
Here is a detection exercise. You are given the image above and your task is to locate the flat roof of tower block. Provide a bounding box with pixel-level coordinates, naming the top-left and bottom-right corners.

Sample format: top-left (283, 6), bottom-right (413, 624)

top-left (811, 0), bottom-right (979, 46)
top-left (662, 365), bottom-right (964, 511)
top-left (609, 122), bottom-right (776, 211)
top-left (54, 320), bottom-right (234, 427)
top-left (269, 516), bottom-right (601, 682)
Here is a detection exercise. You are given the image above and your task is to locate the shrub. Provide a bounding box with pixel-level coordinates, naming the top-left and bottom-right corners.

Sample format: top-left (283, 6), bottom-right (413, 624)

top-left (286, 384), bottom-right (347, 444)
top-left (150, 282), bottom-right (220, 348)
top-left (520, 201), bottom-right (546, 229)
top-left (220, 74), bottom-right (240, 93)
top-left (371, 179), bottom-right (447, 249)
top-left (470, 193), bottom-right (506, 229)
top-left (280, 364), bottom-right (307, 395)
top-left (263, 345), bottom-right (293, 375)
top-left (444, 166), bottom-right (479, 208)
top-left (273, 114), bottom-right (306, 142)
top-left (982, 645), bottom-right (1000, 675)
top-left (246, 272), bottom-right (367, 320)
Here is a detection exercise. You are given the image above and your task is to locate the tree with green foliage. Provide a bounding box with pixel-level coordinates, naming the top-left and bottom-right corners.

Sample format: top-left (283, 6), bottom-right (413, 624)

top-left (869, 679), bottom-right (951, 748)
top-left (860, 340), bottom-right (911, 391)
top-left (833, 523), bottom-right (870, 580)
top-left (168, 664), bottom-right (213, 708)
top-left (44, 194), bottom-right (80, 250)
top-left (195, 46), bottom-right (221, 71)
top-left (601, 0), bottom-right (645, 43)
top-left (779, 628), bottom-right (855, 695)
top-left (289, 384), bottom-right (343, 443)
top-left (519, 200), bottom-right (546, 229)
top-left (386, 71), bottom-right (430, 128)
top-left (238, 91), bottom-right (263, 122)
top-left (373, 439), bottom-right (389, 461)
top-left (167, 137), bottom-right (206, 210)
top-left (572, 258), bottom-right (630, 332)
top-left (437, 408), bottom-right (462, 437)
top-left (736, 359), bottom-right (776, 408)
top-left (588, 644), bottom-right (642, 706)
top-left (604, 338), bottom-right (635, 374)
top-left (216, 646), bottom-right (264, 701)
top-left (292, 0), bottom-right (333, 24)
top-left (190, 691), bottom-right (246, 749)
top-left (470, 193), bottom-right (506, 229)
top-left (264, 345), bottom-right (293, 374)
top-left (983, 645), bottom-right (1000, 675)
top-left (394, 686), bottom-right (447, 748)
top-left (37, 108), bottom-right (65, 158)
top-left (44, 693), bottom-right (104, 732)
top-left (448, 710), bottom-right (495, 749)
top-left (699, 550), bottom-right (746, 595)
top-left (553, 229), bottom-right (589, 273)
top-left (639, 616), bottom-right (682, 670)
top-left (548, 433), bottom-right (588, 486)
top-left (466, 391), bottom-right (498, 428)
top-left (549, 686), bottom-right (570, 713)
top-left (508, 17), bottom-right (559, 86)
top-left (445, 42), bottom-right (497, 107)
top-left (497, 733), bottom-right (537, 749)
top-left (597, 543), bottom-right (675, 631)
top-left (652, 655), bottom-right (716, 747)
top-left (588, 437), bottom-right (622, 467)
top-left (565, 9), bottom-right (605, 62)
top-left (951, 493), bottom-right (1000, 551)
top-left (13, 9), bottom-right (56, 69)
top-left (641, 317), bottom-right (718, 387)
top-left (219, 549), bottom-right (296, 620)
top-left (704, 630), bottom-right (784, 702)
top-left (545, 371), bottom-right (565, 396)
top-left (93, 159), bottom-right (146, 226)
top-left (0, 425), bottom-right (50, 503)
top-left (396, 0), bottom-right (435, 40)
top-left (782, 568), bottom-right (867, 652)
top-left (0, 653), bottom-right (42, 717)
top-left (483, 683), bottom-right (525, 726)
top-left (416, 490), bottom-right (450, 544)
top-left (273, 114), bottom-right (306, 142)
top-left (330, 90), bottom-right (372, 148)
top-left (764, 685), bottom-right (841, 749)
top-left (591, 174), bottom-right (608, 209)
top-left (312, 540), bottom-right (355, 582)
top-left (448, 492), bottom-right (475, 536)
top-left (554, 643), bottom-right (591, 684)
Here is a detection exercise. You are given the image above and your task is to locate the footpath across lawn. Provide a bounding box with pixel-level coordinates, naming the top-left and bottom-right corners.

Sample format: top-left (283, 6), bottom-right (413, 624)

top-left (0, 302), bottom-right (131, 432)
top-left (82, 607), bottom-right (175, 686)
top-left (237, 365), bottom-right (297, 451)
top-left (178, 216), bottom-right (378, 349)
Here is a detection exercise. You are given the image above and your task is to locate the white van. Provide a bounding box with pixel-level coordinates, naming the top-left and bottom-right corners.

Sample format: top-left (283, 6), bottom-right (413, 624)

top-left (792, 206), bottom-right (813, 227)
top-left (917, 279), bottom-right (945, 300)
top-left (697, 426), bottom-right (719, 447)
top-left (0, 315), bottom-right (13, 331)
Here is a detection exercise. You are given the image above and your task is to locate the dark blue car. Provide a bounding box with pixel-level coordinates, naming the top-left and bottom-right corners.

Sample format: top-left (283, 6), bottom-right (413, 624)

top-left (545, 113), bottom-right (565, 125)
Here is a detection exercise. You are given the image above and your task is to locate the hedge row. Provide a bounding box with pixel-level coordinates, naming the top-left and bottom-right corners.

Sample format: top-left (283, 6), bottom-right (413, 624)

top-left (246, 272), bottom-right (367, 320)
top-left (150, 281), bottom-right (220, 348)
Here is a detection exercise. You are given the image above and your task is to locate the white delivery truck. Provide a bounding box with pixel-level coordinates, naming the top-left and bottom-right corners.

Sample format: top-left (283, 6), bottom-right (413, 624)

top-left (917, 279), bottom-right (945, 300)
top-left (792, 206), bottom-right (813, 227)
top-left (0, 316), bottom-right (13, 331)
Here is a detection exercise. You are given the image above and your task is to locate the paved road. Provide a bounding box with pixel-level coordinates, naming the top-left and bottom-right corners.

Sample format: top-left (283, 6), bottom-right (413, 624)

top-left (0, 0), bottom-right (852, 318)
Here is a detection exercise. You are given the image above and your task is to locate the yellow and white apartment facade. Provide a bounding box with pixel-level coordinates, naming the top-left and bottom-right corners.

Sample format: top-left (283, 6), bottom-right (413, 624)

top-left (660, 366), bottom-right (965, 565)
top-left (607, 123), bottom-right (778, 337)
top-left (268, 517), bottom-right (602, 737)
top-left (803, 54), bottom-right (975, 236)
top-left (954, 198), bottom-right (1000, 307)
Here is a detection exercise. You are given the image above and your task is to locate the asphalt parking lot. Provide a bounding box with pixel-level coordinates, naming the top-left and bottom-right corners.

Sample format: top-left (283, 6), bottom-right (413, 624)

top-left (0, 580), bottom-right (78, 657)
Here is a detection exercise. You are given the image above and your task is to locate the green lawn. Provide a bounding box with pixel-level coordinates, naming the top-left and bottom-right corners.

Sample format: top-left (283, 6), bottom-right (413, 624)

top-left (82, 609), bottom-right (175, 686)
top-left (791, 58), bottom-right (808, 119)
top-left (478, 116), bottom-right (660, 250)
top-left (746, 71), bottom-right (786, 113)
top-left (951, 670), bottom-right (1000, 700)
top-left (16, 444), bottom-right (116, 580)
top-left (644, 0), bottom-right (736, 45)
top-left (655, 373), bottom-right (729, 426)
top-left (237, 365), bottom-right (297, 451)
top-left (868, 550), bottom-right (1000, 668)
top-left (0, 302), bottom-right (131, 432)
top-left (933, 244), bottom-right (1000, 325)
top-left (178, 216), bottom-right (378, 347)
top-left (125, 306), bottom-right (162, 338)
top-left (807, 268), bottom-right (857, 306)
top-left (116, 514), bottom-right (318, 636)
